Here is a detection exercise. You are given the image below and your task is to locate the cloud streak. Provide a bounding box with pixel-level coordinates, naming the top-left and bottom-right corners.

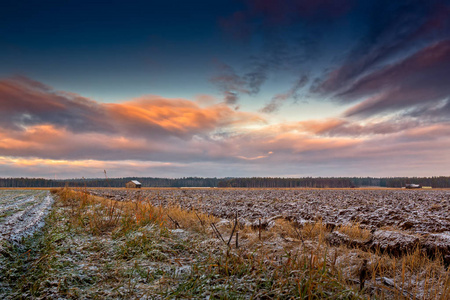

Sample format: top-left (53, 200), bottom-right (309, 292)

top-left (314, 0), bottom-right (450, 96)
top-left (341, 40), bottom-right (450, 117)
top-left (216, 0), bottom-right (330, 107)
top-left (260, 75), bottom-right (308, 113)
top-left (303, 0), bottom-right (450, 124)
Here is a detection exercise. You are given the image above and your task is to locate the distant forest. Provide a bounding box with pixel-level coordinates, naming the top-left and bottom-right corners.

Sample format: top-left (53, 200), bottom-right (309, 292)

top-left (1, 176), bottom-right (450, 188)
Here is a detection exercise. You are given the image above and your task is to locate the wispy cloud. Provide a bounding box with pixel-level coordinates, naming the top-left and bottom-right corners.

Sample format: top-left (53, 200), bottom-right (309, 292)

top-left (341, 40), bottom-right (450, 117)
top-left (236, 151), bottom-right (273, 160)
top-left (210, 62), bottom-right (250, 107)
top-left (313, 1), bottom-right (450, 97)
top-left (215, 0), bottom-right (330, 107)
top-left (260, 75), bottom-right (308, 113)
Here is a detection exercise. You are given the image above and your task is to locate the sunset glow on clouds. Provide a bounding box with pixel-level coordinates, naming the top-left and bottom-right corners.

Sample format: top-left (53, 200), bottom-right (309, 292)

top-left (0, 0), bottom-right (449, 178)
top-left (1, 75), bottom-right (449, 178)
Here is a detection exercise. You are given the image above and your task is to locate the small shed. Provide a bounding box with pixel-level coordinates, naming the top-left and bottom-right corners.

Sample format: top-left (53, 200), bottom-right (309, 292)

top-left (126, 180), bottom-right (142, 189)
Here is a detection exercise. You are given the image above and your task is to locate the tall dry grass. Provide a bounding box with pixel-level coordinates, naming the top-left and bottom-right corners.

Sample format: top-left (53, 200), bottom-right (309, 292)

top-left (54, 187), bottom-right (218, 237)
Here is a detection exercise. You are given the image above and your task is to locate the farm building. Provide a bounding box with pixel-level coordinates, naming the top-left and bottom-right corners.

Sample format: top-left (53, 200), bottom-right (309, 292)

top-left (126, 180), bottom-right (142, 189)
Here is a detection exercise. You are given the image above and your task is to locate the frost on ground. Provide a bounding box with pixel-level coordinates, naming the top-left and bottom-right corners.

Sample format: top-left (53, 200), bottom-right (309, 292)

top-left (0, 190), bottom-right (54, 244)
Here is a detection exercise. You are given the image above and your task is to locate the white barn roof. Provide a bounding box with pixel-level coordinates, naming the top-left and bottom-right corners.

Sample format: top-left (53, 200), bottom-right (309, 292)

top-left (131, 180), bottom-right (141, 185)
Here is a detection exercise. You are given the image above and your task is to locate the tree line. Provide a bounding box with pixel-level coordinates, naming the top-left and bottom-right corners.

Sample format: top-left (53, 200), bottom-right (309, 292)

top-left (1, 176), bottom-right (449, 188)
top-left (218, 177), bottom-right (450, 188)
top-left (0, 177), bottom-right (220, 188)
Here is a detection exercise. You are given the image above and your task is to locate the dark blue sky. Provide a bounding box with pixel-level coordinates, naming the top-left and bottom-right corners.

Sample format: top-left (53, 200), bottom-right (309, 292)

top-left (1, 1), bottom-right (242, 100)
top-left (0, 0), bottom-right (359, 103)
top-left (1, 0), bottom-right (450, 178)
top-left (2, 0), bottom-right (447, 106)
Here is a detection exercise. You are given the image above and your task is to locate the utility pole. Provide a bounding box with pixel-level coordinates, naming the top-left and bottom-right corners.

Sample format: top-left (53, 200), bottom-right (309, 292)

top-left (104, 170), bottom-right (109, 187)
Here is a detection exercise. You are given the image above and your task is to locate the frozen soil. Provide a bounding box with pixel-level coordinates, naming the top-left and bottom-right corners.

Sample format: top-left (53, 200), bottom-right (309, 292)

top-left (87, 189), bottom-right (450, 234)
top-left (88, 188), bottom-right (450, 263)
top-left (0, 190), bottom-right (54, 245)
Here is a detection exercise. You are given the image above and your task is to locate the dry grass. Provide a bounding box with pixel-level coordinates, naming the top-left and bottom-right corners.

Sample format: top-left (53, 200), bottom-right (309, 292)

top-left (364, 247), bottom-right (449, 299)
top-left (55, 187), bottom-right (218, 236)
top-left (337, 223), bottom-right (372, 241)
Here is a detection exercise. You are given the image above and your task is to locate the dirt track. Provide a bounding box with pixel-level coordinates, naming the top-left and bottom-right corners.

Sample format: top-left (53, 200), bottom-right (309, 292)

top-left (0, 190), bottom-right (53, 244)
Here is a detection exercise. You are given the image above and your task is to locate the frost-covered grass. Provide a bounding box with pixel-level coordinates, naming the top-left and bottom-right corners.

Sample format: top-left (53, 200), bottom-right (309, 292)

top-left (0, 188), bottom-right (449, 299)
top-left (0, 190), bottom-right (52, 242)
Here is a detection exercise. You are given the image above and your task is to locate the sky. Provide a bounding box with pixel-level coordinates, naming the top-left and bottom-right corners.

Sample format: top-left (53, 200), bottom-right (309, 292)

top-left (0, 0), bottom-right (449, 179)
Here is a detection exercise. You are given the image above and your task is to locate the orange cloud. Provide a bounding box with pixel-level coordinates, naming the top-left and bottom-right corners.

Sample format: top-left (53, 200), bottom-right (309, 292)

top-left (105, 96), bottom-right (264, 137)
top-left (0, 76), bottom-right (264, 141)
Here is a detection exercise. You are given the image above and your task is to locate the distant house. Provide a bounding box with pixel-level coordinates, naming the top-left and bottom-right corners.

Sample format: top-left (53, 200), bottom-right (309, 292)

top-left (405, 184), bottom-right (421, 189)
top-left (126, 180), bottom-right (142, 189)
